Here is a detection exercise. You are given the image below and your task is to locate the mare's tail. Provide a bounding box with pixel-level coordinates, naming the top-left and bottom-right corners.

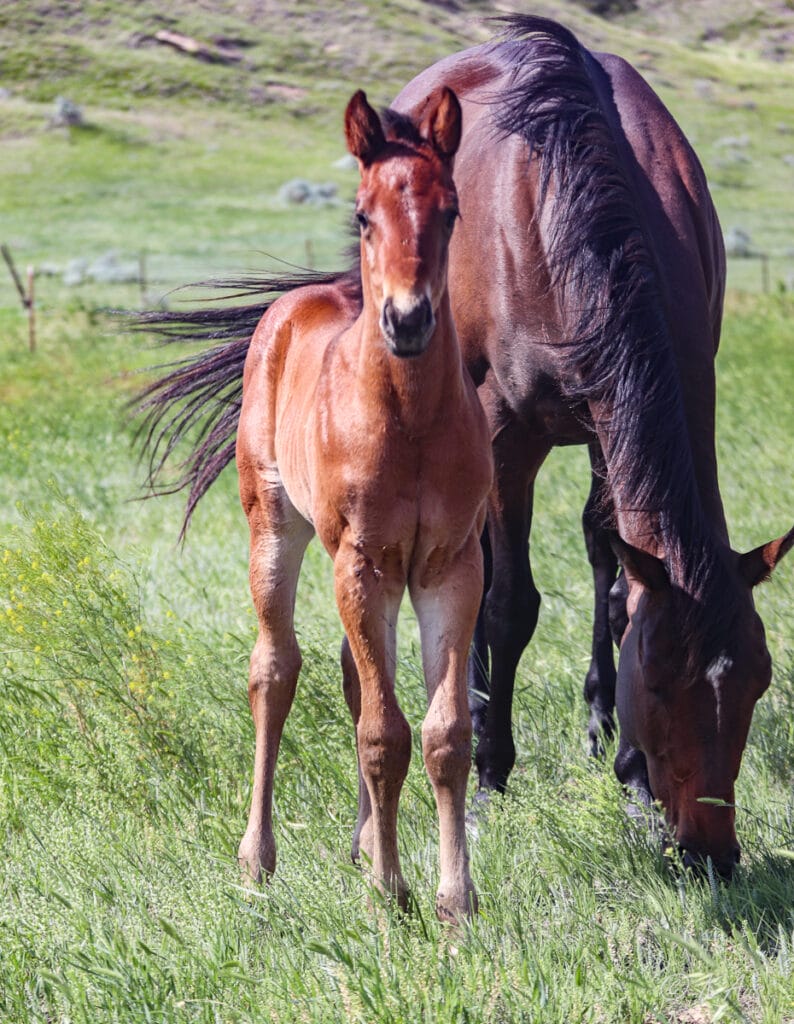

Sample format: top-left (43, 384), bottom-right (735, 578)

top-left (133, 269), bottom-right (352, 539)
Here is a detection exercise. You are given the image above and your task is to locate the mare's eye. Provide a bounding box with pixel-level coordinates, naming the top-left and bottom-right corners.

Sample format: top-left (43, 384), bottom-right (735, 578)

top-left (356, 211), bottom-right (369, 231)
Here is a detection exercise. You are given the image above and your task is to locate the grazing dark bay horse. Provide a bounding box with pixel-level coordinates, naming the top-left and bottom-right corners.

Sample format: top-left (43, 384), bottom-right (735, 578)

top-left (390, 16), bottom-right (793, 876)
top-left (137, 16), bottom-right (792, 878)
top-left (223, 87), bottom-right (489, 920)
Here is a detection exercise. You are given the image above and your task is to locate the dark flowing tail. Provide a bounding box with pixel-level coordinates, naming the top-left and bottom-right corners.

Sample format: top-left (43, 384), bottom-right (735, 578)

top-left (133, 269), bottom-right (354, 539)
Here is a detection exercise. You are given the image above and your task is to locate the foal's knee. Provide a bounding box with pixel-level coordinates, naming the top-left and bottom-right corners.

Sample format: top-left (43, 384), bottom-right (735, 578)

top-left (248, 635), bottom-right (301, 705)
top-left (422, 718), bottom-right (472, 789)
top-left (358, 712), bottom-right (412, 788)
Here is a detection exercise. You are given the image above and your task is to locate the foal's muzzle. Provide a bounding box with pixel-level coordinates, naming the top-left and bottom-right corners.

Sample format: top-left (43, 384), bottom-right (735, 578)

top-left (381, 295), bottom-right (435, 357)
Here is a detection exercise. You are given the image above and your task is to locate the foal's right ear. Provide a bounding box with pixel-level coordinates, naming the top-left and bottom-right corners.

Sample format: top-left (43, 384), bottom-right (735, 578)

top-left (344, 90), bottom-right (386, 167)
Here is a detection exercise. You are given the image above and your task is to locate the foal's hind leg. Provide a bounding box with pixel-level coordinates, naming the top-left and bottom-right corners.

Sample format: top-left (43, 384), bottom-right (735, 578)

top-left (582, 443), bottom-right (619, 756)
top-left (340, 634), bottom-right (373, 865)
top-left (238, 491), bottom-right (313, 882)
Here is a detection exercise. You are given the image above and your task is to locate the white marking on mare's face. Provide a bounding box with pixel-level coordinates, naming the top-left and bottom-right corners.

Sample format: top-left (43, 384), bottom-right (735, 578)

top-left (706, 653), bottom-right (733, 732)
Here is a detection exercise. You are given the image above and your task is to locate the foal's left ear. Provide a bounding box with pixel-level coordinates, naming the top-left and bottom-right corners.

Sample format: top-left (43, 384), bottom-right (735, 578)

top-left (345, 90), bottom-right (386, 167)
top-left (420, 86), bottom-right (462, 161)
top-left (738, 525), bottom-right (794, 587)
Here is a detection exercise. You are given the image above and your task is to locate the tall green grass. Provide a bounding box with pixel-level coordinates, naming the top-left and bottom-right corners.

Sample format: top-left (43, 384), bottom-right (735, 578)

top-left (1, 294), bottom-right (793, 1023)
top-left (2, 3), bottom-right (794, 1019)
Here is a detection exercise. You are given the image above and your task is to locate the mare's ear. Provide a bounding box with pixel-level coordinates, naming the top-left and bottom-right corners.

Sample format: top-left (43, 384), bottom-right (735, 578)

top-left (420, 86), bottom-right (462, 161)
top-left (611, 535), bottom-right (670, 592)
top-left (345, 90), bottom-right (386, 167)
top-left (737, 525), bottom-right (794, 587)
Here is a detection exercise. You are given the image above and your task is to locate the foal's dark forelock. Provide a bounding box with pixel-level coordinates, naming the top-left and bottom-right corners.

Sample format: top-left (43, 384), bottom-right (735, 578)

top-left (492, 15), bottom-right (738, 660)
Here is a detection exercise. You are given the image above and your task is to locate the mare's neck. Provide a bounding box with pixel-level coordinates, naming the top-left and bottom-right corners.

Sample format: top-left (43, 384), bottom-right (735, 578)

top-left (355, 293), bottom-right (464, 436)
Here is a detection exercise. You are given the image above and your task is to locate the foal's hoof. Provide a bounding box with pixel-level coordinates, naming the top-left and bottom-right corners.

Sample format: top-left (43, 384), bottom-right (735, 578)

top-left (436, 887), bottom-right (478, 925)
top-left (237, 833), bottom-right (275, 886)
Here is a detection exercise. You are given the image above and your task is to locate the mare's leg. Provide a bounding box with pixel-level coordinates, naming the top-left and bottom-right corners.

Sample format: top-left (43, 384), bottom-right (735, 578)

top-left (238, 491), bottom-right (313, 882)
top-left (582, 442), bottom-right (619, 755)
top-left (412, 533), bottom-right (483, 922)
top-left (467, 526), bottom-right (491, 738)
top-left (475, 428), bottom-right (550, 793)
top-left (340, 634), bottom-right (373, 864)
top-left (614, 737), bottom-right (654, 818)
top-left (608, 569), bottom-right (629, 648)
top-left (334, 540), bottom-right (411, 910)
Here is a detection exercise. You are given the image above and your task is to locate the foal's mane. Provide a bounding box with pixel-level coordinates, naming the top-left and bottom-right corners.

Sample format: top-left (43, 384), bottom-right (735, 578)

top-left (493, 15), bottom-right (737, 655)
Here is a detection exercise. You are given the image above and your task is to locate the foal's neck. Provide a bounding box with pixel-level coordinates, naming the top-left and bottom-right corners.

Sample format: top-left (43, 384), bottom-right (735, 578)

top-left (356, 294), bottom-right (464, 437)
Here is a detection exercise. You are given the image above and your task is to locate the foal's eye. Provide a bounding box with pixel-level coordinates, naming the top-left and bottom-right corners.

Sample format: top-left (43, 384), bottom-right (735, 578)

top-left (443, 208), bottom-right (459, 232)
top-left (356, 211), bottom-right (369, 231)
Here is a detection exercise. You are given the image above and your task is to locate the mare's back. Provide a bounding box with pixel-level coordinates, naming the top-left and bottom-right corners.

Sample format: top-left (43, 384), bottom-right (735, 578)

top-left (392, 35), bottom-right (724, 423)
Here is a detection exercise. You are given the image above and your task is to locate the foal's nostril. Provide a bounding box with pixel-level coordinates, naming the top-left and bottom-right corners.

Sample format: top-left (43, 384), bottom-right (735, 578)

top-left (382, 296), bottom-right (398, 335)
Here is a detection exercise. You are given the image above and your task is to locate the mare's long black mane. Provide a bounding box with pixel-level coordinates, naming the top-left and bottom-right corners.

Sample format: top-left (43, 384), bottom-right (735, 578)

top-left (492, 15), bottom-right (736, 655)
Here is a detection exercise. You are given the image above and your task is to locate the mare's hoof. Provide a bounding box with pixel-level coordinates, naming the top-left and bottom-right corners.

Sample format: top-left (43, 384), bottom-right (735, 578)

top-left (465, 788), bottom-right (493, 840)
top-left (587, 712), bottom-right (615, 759)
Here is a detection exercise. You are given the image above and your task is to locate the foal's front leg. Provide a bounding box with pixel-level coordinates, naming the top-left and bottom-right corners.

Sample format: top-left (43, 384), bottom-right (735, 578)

top-left (412, 533), bottom-right (483, 922)
top-left (334, 539), bottom-right (411, 911)
top-left (238, 497), bottom-right (313, 881)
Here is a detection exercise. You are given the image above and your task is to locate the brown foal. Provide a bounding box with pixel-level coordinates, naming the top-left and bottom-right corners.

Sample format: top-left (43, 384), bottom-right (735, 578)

top-left (234, 87), bottom-right (492, 921)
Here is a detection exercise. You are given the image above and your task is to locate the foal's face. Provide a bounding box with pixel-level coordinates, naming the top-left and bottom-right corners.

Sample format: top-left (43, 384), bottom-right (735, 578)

top-left (615, 531), bottom-right (792, 878)
top-left (344, 87), bottom-right (462, 358)
top-left (355, 154), bottom-right (459, 357)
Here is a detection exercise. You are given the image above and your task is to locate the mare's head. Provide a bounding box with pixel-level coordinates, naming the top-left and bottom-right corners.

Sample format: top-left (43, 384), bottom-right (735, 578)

top-left (614, 528), bottom-right (793, 878)
top-left (344, 87), bottom-right (462, 358)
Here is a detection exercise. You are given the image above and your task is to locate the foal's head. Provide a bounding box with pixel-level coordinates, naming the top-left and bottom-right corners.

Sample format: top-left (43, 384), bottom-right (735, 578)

top-left (614, 528), bottom-right (793, 878)
top-left (344, 87), bottom-right (462, 358)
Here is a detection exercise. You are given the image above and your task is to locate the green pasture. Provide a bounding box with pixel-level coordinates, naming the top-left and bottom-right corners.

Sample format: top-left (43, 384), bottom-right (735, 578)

top-left (1, 3), bottom-right (793, 1022)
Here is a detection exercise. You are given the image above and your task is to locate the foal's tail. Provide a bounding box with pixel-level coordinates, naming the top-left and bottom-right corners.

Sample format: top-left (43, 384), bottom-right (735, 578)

top-left (133, 269), bottom-right (354, 539)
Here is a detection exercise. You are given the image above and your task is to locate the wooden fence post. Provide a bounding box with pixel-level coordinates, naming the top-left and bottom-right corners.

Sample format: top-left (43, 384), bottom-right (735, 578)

top-left (1, 244), bottom-right (36, 352)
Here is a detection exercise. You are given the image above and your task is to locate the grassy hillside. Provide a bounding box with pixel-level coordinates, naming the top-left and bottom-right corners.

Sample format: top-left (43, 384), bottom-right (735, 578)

top-left (1, 0), bottom-right (793, 301)
top-left (1, 3), bottom-right (794, 1023)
